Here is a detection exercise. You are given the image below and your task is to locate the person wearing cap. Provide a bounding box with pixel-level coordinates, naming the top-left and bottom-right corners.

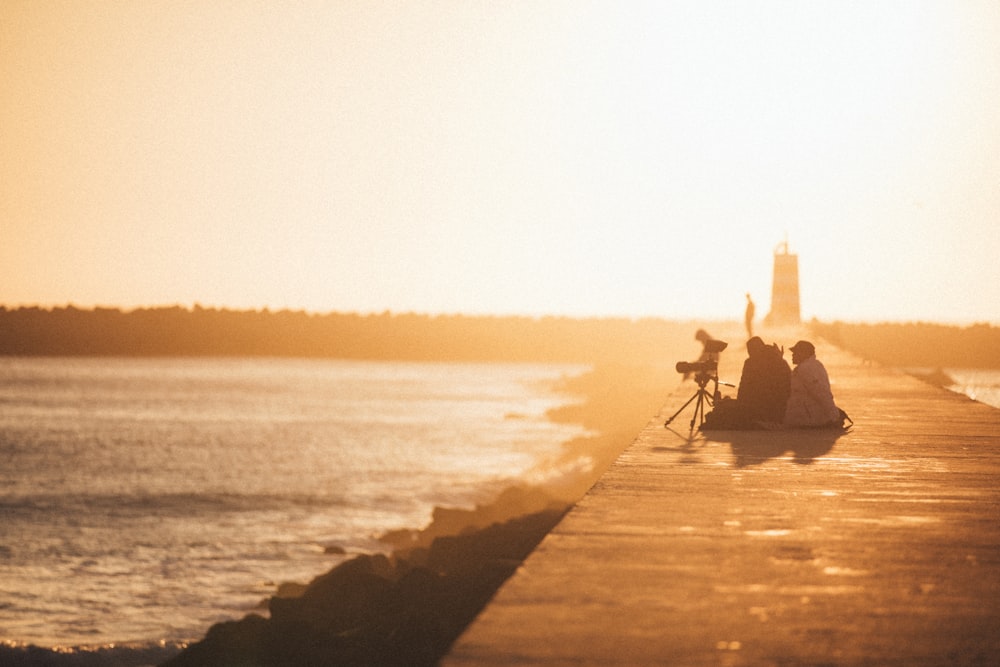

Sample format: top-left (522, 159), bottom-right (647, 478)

top-left (784, 340), bottom-right (841, 427)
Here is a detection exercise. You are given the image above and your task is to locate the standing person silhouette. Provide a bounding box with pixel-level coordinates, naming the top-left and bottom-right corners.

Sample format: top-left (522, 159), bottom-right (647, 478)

top-left (744, 293), bottom-right (755, 338)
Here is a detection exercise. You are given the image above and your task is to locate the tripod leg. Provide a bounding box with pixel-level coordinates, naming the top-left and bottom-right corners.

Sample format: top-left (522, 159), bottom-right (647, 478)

top-left (690, 389), bottom-right (706, 430)
top-left (664, 390), bottom-right (701, 426)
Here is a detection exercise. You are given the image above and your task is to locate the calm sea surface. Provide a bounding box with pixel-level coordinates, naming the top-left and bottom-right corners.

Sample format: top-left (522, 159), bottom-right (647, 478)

top-left (0, 357), bottom-right (589, 657)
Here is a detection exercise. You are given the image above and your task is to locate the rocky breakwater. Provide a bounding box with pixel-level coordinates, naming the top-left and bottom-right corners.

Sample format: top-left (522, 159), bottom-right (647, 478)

top-left (162, 486), bottom-right (569, 667)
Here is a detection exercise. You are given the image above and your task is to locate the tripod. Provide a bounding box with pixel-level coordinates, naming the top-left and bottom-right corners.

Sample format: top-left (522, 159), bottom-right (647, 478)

top-left (664, 371), bottom-right (720, 431)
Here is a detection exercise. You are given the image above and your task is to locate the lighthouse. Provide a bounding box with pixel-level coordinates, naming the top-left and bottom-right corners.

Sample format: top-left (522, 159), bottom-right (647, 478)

top-left (765, 240), bottom-right (801, 326)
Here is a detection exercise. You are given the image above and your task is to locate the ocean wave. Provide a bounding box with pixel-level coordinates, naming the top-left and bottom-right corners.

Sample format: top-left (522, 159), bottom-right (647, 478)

top-left (0, 490), bottom-right (350, 519)
top-left (0, 640), bottom-right (185, 667)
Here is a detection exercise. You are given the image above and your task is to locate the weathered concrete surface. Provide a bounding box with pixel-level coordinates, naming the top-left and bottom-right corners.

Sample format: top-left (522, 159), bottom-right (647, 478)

top-left (445, 337), bottom-right (1000, 666)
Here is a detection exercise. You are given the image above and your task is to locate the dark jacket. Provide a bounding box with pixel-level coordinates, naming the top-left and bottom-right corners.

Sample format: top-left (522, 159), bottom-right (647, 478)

top-left (737, 343), bottom-right (791, 423)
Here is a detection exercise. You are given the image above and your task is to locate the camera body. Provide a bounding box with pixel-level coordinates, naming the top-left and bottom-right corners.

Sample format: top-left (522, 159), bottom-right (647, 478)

top-left (665, 337), bottom-right (729, 429)
top-left (675, 339), bottom-right (727, 376)
top-left (675, 360), bottom-right (717, 375)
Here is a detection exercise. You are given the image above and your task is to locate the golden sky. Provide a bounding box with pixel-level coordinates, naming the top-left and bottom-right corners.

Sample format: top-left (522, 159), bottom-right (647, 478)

top-left (3, 1), bottom-right (999, 323)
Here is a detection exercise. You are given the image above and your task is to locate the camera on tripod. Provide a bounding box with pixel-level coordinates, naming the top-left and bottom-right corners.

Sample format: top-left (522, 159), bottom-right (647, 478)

top-left (674, 339), bottom-right (727, 379)
top-left (665, 338), bottom-right (729, 430)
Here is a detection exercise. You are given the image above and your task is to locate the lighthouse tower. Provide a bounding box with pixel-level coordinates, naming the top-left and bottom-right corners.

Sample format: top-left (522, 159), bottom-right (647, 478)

top-left (765, 240), bottom-right (801, 326)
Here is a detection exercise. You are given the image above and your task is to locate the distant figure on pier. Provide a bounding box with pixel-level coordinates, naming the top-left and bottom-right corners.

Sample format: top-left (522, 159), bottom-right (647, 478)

top-left (737, 336), bottom-right (791, 424)
top-left (744, 293), bottom-right (755, 338)
top-left (784, 340), bottom-right (841, 428)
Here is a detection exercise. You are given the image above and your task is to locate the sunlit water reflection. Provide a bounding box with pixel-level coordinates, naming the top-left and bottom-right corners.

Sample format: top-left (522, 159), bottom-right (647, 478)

top-left (0, 358), bottom-right (589, 653)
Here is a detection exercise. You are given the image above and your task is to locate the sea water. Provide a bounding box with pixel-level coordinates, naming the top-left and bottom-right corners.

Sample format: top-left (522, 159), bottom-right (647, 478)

top-left (0, 357), bottom-right (589, 661)
top-left (942, 368), bottom-right (1000, 410)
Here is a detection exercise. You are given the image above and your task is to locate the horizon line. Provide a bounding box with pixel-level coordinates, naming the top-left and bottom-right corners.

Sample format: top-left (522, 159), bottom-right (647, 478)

top-left (0, 301), bottom-right (996, 328)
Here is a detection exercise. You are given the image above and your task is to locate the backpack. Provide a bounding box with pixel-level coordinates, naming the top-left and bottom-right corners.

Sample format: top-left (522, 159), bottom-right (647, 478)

top-left (802, 406), bottom-right (853, 431)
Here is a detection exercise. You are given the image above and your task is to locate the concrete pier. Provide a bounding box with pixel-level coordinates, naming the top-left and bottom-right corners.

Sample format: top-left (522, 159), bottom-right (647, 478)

top-left (444, 338), bottom-right (1000, 665)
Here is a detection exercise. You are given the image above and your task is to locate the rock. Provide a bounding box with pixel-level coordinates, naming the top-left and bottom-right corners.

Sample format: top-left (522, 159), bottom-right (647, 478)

top-left (160, 509), bottom-right (568, 667)
top-left (161, 614), bottom-right (268, 667)
top-left (426, 508), bottom-right (567, 578)
top-left (273, 581), bottom-right (307, 599)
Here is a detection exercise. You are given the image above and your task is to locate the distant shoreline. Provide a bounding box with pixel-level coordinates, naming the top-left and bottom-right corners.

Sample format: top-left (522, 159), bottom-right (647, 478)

top-left (810, 320), bottom-right (1000, 369)
top-left (2, 305), bottom-right (999, 369)
top-left (0, 304), bottom-right (718, 364)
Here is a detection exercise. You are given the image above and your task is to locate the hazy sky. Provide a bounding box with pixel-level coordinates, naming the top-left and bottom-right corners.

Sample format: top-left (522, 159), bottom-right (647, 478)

top-left (3, 1), bottom-right (999, 323)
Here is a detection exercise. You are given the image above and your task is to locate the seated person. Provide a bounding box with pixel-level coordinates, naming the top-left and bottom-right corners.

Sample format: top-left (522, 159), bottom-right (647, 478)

top-left (737, 336), bottom-right (791, 424)
top-left (783, 340), bottom-right (841, 427)
top-left (702, 336), bottom-right (790, 430)
top-left (684, 328), bottom-right (717, 381)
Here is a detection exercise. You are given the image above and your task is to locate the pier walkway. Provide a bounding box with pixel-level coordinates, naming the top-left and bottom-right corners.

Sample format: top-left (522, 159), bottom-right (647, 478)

top-left (444, 334), bottom-right (1000, 666)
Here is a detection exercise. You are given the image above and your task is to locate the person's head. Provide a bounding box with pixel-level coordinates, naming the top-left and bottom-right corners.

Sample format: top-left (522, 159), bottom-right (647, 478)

top-left (695, 328), bottom-right (710, 343)
top-left (789, 340), bottom-right (815, 365)
top-left (746, 336), bottom-right (765, 357)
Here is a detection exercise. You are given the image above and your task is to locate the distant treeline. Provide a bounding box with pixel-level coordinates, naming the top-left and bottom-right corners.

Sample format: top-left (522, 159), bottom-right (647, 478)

top-left (0, 305), bottom-right (711, 364)
top-left (811, 320), bottom-right (1000, 369)
top-left (4, 306), bottom-right (998, 368)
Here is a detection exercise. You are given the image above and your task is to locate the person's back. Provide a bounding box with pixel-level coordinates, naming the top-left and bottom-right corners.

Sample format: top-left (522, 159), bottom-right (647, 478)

top-left (784, 340), bottom-right (840, 427)
top-left (737, 337), bottom-right (790, 424)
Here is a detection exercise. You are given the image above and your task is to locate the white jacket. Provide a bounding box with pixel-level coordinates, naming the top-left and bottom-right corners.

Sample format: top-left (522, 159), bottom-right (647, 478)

top-left (784, 357), bottom-right (840, 426)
